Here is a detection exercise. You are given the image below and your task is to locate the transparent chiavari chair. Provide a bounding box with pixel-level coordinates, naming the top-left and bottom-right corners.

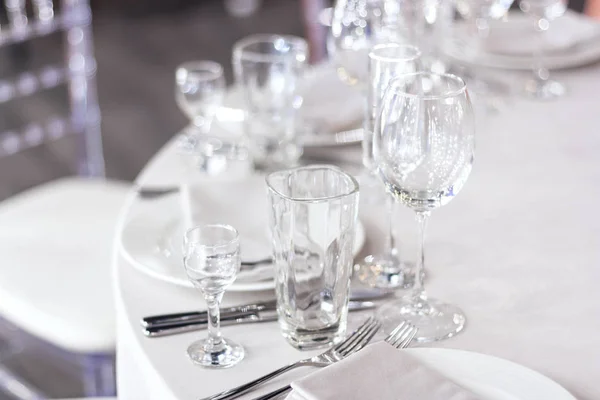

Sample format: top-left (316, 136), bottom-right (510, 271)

top-left (0, 1), bottom-right (129, 398)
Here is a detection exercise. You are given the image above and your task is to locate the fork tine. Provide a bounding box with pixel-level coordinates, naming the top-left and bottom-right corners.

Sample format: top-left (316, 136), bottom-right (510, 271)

top-left (385, 321), bottom-right (407, 343)
top-left (339, 320), bottom-right (381, 357)
top-left (390, 325), bottom-right (412, 348)
top-left (397, 326), bottom-right (417, 349)
top-left (334, 317), bottom-right (376, 354)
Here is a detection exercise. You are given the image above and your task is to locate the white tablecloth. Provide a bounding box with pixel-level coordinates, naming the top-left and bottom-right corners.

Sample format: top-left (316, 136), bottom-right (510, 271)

top-left (114, 65), bottom-right (600, 400)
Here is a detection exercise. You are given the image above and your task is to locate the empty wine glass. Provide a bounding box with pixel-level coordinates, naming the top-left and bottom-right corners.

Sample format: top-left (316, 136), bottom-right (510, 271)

top-left (175, 61), bottom-right (226, 150)
top-left (355, 43), bottom-right (421, 290)
top-left (183, 224), bottom-right (244, 368)
top-left (374, 72), bottom-right (475, 342)
top-left (520, 0), bottom-right (568, 99)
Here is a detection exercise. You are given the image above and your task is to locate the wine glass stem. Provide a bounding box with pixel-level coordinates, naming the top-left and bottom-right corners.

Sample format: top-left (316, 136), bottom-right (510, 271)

top-left (412, 210), bottom-right (430, 300)
top-left (205, 292), bottom-right (224, 347)
top-left (193, 115), bottom-right (213, 134)
top-left (533, 18), bottom-right (548, 83)
top-left (386, 196), bottom-right (397, 257)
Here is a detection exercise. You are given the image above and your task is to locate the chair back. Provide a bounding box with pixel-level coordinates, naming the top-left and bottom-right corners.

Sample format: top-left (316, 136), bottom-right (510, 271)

top-left (0, 0), bottom-right (104, 180)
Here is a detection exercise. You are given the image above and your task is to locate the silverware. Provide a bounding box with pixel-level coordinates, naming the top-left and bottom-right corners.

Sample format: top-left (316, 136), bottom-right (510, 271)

top-left (143, 301), bottom-right (376, 338)
top-left (136, 185), bottom-right (179, 200)
top-left (253, 321), bottom-right (418, 400)
top-left (199, 317), bottom-right (381, 400)
top-left (141, 291), bottom-right (390, 328)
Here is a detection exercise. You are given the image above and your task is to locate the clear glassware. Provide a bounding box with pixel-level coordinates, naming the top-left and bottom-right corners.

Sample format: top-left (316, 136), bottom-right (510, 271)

top-left (232, 34), bottom-right (308, 169)
top-left (183, 224), bottom-right (244, 368)
top-left (329, 0), bottom-right (426, 205)
top-left (266, 165), bottom-right (360, 349)
top-left (175, 61), bottom-right (225, 151)
top-left (373, 72), bottom-right (475, 342)
top-left (453, 0), bottom-right (514, 105)
top-left (520, 0), bottom-right (568, 99)
top-left (355, 43), bottom-right (421, 290)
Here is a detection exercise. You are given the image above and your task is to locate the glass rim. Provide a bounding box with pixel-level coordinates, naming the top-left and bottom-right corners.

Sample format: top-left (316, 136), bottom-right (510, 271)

top-left (176, 60), bottom-right (224, 81)
top-left (387, 72), bottom-right (467, 100)
top-left (368, 43), bottom-right (421, 63)
top-left (232, 34), bottom-right (308, 63)
top-left (184, 223), bottom-right (240, 249)
top-left (265, 164), bottom-right (359, 203)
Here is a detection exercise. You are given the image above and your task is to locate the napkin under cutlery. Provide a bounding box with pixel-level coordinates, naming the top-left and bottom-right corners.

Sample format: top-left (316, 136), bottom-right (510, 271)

top-left (286, 342), bottom-right (482, 400)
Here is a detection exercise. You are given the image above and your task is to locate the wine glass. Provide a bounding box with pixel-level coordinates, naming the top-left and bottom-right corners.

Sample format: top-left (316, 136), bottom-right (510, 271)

top-left (373, 72), bottom-right (475, 342)
top-left (355, 43), bottom-right (421, 290)
top-left (175, 61), bottom-right (226, 151)
top-left (183, 224), bottom-right (244, 368)
top-left (520, 0), bottom-right (568, 99)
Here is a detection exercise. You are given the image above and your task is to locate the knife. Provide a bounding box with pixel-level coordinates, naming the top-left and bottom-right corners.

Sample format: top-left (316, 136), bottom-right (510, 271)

top-left (141, 290), bottom-right (390, 328)
top-left (143, 300), bottom-right (376, 338)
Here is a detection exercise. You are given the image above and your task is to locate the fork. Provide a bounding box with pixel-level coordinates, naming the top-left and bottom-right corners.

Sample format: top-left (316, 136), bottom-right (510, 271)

top-left (252, 321), bottom-right (418, 400)
top-left (199, 317), bottom-right (381, 400)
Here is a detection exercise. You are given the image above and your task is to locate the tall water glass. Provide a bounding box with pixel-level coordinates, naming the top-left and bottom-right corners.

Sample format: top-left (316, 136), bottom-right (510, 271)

top-left (356, 43), bottom-right (421, 289)
top-left (520, 0), bottom-right (567, 99)
top-left (183, 224), bottom-right (244, 368)
top-left (266, 165), bottom-right (360, 349)
top-left (233, 34), bottom-right (308, 169)
top-left (374, 72), bottom-right (475, 342)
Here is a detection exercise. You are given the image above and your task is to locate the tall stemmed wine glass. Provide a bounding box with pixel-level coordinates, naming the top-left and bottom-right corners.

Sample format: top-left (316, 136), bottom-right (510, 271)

top-left (374, 72), bottom-right (475, 342)
top-left (520, 0), bottom-right (568, 99)
top-left (355, 43), bottom-right (421, 290)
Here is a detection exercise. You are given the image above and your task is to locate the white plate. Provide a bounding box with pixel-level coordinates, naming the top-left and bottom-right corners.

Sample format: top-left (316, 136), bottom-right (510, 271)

top-left (405, 348), bottom-right (575, 399)
top-left (444, 11), bottom-right (600, 70)
top-left (119, 177), bottom-right (366, 292)
top-left (214, 64), bottom-right (364, 147)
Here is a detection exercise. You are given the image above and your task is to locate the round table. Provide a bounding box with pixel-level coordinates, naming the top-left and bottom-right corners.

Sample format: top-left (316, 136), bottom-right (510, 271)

top-left (114, 65), bottom-right (600, 400)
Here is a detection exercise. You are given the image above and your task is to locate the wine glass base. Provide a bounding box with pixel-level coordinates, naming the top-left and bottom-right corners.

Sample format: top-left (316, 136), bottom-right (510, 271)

top-left (355, 254), bottom-right (415, 290)
top-left (525, 79), bottom-right (565, 100)
top-left (187, 337), bottom-right (245, 368)
top-left (377, 297), bottom-right (466, 343)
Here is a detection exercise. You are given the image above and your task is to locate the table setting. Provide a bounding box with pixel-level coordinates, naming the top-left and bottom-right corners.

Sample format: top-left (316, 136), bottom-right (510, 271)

top-left (113, 1), bottom-right (600, 399)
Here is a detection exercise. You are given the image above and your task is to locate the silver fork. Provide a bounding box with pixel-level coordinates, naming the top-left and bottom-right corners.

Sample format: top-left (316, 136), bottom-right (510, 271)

top-left (200, 317), bottom-right (381, 400)
top-left (252, 321), bottom-right (418, 400)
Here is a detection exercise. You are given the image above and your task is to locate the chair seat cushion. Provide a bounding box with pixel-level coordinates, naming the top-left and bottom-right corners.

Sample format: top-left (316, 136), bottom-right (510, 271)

top-left (0, 178), bottom-right (130, 353)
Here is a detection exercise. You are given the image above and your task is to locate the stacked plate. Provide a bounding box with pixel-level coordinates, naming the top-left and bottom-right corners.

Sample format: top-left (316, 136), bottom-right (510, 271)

top-left (444, 10), bottom-right (600, 70)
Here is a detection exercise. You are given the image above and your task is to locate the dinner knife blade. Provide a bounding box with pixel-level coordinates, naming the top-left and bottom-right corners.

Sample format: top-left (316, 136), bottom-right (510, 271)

top-left (143, 300), bottom-right (376, 338)
top-left (141, 291), bottom-right (389, 328)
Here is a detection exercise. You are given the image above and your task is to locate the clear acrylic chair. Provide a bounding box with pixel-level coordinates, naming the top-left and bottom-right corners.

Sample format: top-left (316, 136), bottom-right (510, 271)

top-left (0, 0), bottom-right (130, 397)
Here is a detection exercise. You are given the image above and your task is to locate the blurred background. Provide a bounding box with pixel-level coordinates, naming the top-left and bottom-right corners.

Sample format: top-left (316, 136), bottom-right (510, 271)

top-left (0, 0), bottom-right (589, 398)
top-left (0, 0), bottom-right (587, 200)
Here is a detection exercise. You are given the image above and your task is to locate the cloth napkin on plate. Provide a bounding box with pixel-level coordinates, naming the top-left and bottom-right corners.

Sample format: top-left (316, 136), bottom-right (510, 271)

top-left (485, 10), bottom-right (600, 56)
top-left (286, 342), bottom-right (482, 400)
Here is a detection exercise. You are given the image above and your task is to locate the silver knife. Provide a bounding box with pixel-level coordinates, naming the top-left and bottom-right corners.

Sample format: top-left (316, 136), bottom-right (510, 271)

top-left (141, 290), bottom-right (390, 328)
top-left (143, 300), bottom-right (376, 338)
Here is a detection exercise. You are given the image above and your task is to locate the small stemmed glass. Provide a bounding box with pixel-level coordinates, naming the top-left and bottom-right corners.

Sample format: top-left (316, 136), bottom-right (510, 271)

top-left (520, 0), bottom-right (568, 99)
top-left (374, 72), bottom-right (475, 342)
top-left (175, 61), bottom-right (226, 152)
top-left (183, 224), bottom-right (244, 368)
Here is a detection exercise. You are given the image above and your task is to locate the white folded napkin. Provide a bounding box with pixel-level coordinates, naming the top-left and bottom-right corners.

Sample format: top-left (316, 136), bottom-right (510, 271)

top-left (286, 342), bottom-right (482, 400)
top-left (485, 10), bottom-right (600, 56)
